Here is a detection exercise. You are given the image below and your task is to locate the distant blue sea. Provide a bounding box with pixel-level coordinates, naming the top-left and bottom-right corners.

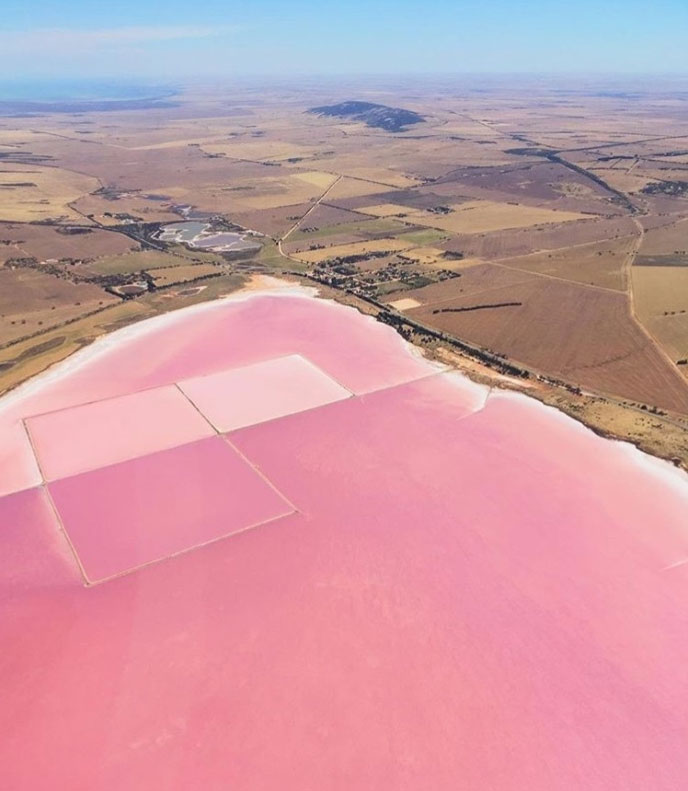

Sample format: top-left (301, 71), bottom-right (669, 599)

top-left (0, 80), bottom-right (176, 102)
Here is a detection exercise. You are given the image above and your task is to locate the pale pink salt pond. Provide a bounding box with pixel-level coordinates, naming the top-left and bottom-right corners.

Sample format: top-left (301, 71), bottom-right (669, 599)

top-left (25, 384), bottom-right (215, 481)
top-left (49, 435), bottom-right (294, 583)
top-left (1, 286), bottom-right (688, 790)
top-left (178, 353), bottom-right (352, 432)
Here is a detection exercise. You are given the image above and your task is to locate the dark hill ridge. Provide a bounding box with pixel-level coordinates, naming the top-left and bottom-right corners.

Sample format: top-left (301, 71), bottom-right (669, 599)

top-left (308, 101), bottom-right (425, 132)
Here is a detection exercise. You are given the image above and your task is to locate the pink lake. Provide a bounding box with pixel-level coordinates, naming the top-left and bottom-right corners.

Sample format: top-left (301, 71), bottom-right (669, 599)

top-left (1, 285), bottom-right (688, 790)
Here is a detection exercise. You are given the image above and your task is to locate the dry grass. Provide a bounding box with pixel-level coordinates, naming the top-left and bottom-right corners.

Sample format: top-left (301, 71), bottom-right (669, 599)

top-left (126, 136), bottom-right (228, 151)
top-left (388, 298), bottom-right (422, 311)
top-left (293, 237), bottom-right (416, 263)
top-left (643, 314), bottom-right (688, 364)
top-left (0, 166), bottom-right (99, 222)
top-left (287, 217), bottom-right (408, 246)
top-left (0, 268), bottom-right (117, 345)
top-left (232, 203), bottom-right (313, 237)
top-left (633, 266), bottom-right (688, 319)
top-left (0, 129), bottom-right (56, 145)
top-left (399, 246), bottom-right (447, 265)
top-left (638, 219), bottom-right (688, 256)
top-left (0, 223), bottom-right (136, 263)
top-left (632, 265), bottom-right (688, 364)
top-left (200, 140), bottom-right (318, 162)
top-left (441, 217), bottom-right (638, 261)
top-left (72, 193), bottom-right (180, 225)
top-left (497, 237), bottom-right (634, 291)
top-left (386, 201), bottom-right (589, 234)
top-left (589, 169), bottom-right (657, 194)
top-left (292, 171), bottom-right (337, 189)
top-left (336, 168), bottom-right (421, 188)
top-left (84, 250), bottom-right (186, 276)
top-left (289, 203), bottom-right (368, 231)
top-left (356, 203), bottom-right (418, 218)
top-left (150, 263), bottom-right (219, 286)
top-left (325, 177), bottom-right (398, 201)
top-left (0, 268), bottom-right (110, 315)
top-left (222, 174), bottom-right (334, 210)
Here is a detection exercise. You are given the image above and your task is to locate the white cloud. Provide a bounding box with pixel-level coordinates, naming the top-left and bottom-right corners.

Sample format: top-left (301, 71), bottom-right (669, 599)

top-left (0, 25), bottom-right (236, 54)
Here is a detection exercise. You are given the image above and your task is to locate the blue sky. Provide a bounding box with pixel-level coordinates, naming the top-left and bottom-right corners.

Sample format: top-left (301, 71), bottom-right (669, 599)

top-left (2, 1), bottom-right (688, 80)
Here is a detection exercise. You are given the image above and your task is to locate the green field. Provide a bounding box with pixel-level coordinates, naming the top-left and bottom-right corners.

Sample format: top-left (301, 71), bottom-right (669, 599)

top-left (289, 217), bottom-right (411, 242)
top-left (397, 228), bottom-right (451, 246)
top-left (85, 250), bottom-right (184, 275)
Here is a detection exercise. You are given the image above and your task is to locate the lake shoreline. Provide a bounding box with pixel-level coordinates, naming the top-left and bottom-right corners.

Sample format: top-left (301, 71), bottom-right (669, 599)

top-left (2, 276), bottom-right (687, 501)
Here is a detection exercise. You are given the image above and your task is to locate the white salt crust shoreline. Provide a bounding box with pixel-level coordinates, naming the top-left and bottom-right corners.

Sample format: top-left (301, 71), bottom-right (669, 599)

top-left (0, 279), bottom-right (316, 414)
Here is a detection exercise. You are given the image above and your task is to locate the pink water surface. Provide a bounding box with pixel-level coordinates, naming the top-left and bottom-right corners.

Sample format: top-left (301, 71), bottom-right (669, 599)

top-left (48, 435), bottom-right (294, 583)
top-left (1, 291), bottom-right (688, 790)
top-left (26, 384), bottom-right (215, 481)
top-left (178, 353), bottom-right (351, 432)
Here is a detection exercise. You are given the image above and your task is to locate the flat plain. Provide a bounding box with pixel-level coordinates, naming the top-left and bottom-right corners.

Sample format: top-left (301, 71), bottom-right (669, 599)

top-left (2, 76), bottom-right (688, 464)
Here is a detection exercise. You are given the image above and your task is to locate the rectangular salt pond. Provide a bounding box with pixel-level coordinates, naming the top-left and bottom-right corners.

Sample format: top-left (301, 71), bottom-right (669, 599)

top-left (25, 384), bottom-right (215, 481)
top-left (48, 435), bottom-right (294, 583)
top-left (178, 354), bottom-right (352, 432)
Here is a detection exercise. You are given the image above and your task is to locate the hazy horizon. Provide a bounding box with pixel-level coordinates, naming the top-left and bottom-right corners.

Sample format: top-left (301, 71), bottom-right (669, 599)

top-left (2, 73), bottom-right (688, 104)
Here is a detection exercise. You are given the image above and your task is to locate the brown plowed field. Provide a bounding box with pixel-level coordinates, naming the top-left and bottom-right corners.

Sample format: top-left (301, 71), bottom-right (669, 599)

top-left (440, 216), bottom-right (637, 260)
top-left (496, 237), bottom-right (634, 290)
top-left (0, 268), bottom-right (117, 345)
top-left (232, 203), bottom-right (313, 237)
top-left (0, 223), bottom-right (136, 263)
top-left (296, 203), bottom-right (370, 228)
top-left (637, 218), bottom-right (688, 256)
top-left (399, 265), bottom-right (688, 411)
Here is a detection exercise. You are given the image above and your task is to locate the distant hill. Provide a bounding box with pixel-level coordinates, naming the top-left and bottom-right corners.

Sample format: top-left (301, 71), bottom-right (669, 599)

top-left (307, 100), bottom-right (424, 132)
